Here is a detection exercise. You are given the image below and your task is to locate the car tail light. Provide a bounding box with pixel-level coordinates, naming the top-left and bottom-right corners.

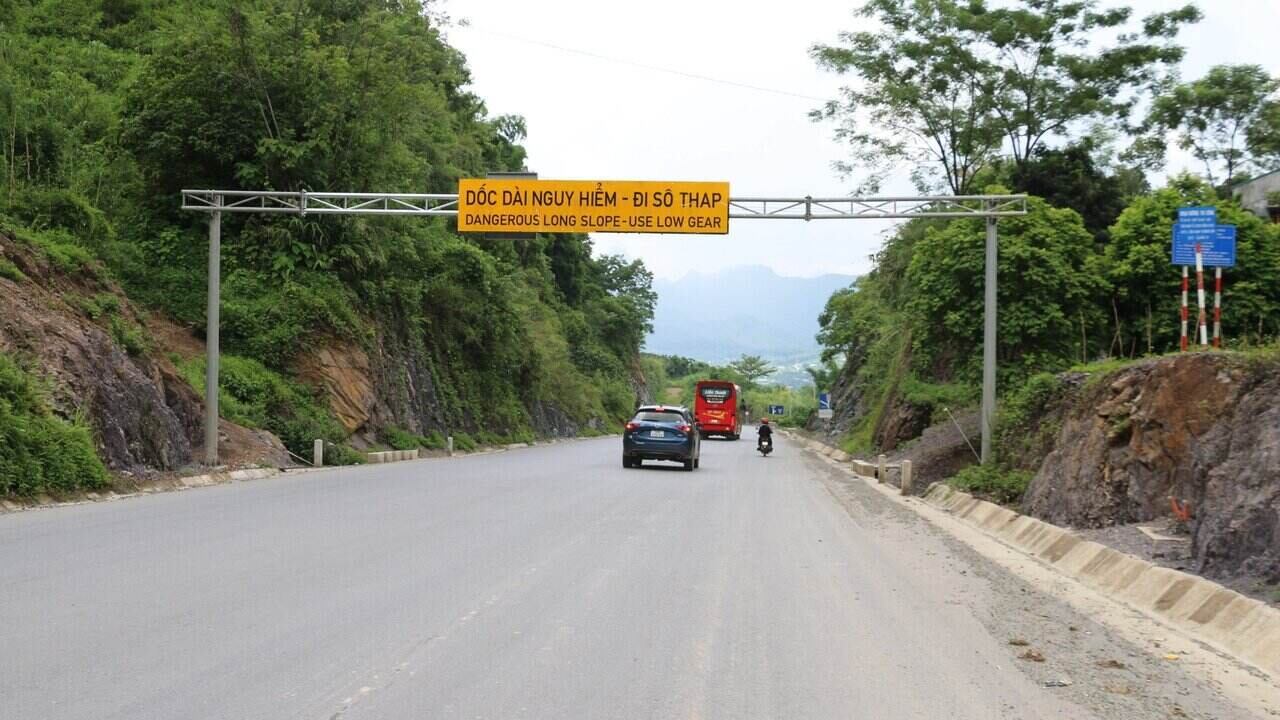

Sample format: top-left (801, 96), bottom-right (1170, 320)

top-left (677, 424), bottom-right (691, 433)
top-left (625, 422), bottom-right (639, 431)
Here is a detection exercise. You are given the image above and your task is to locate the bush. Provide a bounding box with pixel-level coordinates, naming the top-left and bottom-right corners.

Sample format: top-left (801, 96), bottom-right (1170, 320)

top-left (324, 444), bottom-right (366, 466)
top-left (0, 353), bottom-right (109, 496)
top-left (0, 257), bottom-right (25, 282)
top-left (381, 426), bottom-right (424, 451)
top-left (948, 464), bottom-right (1032, 505)
top-left (452, 432), bottom-right (477, 451)
top-left (178, 355), bottom-right (352, 462)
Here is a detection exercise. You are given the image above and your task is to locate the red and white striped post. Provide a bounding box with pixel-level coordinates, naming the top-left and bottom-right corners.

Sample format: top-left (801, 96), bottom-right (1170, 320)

top-left (1195, 243), bottom-right (1208, 346)
top-left (1180, 266), bottom-right (1189, 351)
top-left (1213, 267), bottom-right (1222, 348)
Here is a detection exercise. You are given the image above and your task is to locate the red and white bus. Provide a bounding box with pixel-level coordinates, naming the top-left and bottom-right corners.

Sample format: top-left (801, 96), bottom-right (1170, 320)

top-left (693, 380), bottom-right (743, 440)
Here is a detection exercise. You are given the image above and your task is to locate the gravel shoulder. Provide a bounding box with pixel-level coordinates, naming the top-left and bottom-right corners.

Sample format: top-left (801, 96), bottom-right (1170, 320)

top-left (807, 450), bottom-right (1277, 720)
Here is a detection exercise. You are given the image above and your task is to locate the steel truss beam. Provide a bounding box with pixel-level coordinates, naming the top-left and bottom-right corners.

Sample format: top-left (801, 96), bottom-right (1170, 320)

top-left (182, 190), bottom-right (459, 216)
top-left (728, 195), bottom-right (1026, 220)
top-left (182, 190), bottom-right (1027, 219)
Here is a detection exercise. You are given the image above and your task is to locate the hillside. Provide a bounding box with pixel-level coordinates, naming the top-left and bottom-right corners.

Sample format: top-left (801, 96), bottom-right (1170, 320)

top-left (0, 0), bottom-right (653, 492)
top-left (646, 266), bottom-right (855, 363)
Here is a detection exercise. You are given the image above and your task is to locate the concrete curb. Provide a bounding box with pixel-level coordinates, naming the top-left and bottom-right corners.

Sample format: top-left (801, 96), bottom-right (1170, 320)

top-left (918, 482), bottom-right (1280, 677)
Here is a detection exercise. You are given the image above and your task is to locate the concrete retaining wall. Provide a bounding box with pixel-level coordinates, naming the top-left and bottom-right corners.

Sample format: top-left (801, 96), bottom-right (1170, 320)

top-left (922, 483), bottom-right (1280, 677)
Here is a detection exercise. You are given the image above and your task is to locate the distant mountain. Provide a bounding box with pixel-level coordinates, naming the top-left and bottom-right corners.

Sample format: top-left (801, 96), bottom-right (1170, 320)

top-left (644, 266), bottom-right (856, 365)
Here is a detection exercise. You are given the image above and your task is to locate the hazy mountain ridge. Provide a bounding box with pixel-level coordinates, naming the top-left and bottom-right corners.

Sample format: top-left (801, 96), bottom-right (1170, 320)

top-left (645, 266), bottom-right (856, 365)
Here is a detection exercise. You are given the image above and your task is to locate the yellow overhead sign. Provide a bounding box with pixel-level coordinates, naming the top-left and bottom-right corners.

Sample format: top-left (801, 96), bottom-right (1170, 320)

top-left (457, 179), bottom-right (730, 235)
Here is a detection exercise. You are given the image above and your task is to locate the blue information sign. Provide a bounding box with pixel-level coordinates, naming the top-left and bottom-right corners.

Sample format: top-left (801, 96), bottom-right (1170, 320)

top-left (1172, 223), bottom-right (1236, 267)
top-left (818, 392), bottom-right (831, 410)
top-left (768, 405), bottom-right (785, 416)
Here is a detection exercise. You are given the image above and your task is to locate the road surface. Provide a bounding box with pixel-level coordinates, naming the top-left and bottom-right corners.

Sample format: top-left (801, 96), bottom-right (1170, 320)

top-left (0, 431), bottom-right (1252, 719)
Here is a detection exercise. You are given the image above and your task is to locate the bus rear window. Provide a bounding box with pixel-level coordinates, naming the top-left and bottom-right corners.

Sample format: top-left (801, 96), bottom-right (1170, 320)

top-left (699, 386), bottom-right (731, 402)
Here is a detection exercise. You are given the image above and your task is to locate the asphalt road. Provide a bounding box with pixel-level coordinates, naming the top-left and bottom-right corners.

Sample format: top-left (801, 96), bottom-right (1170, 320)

top-left (0, 431), bottom-right (1247, 719)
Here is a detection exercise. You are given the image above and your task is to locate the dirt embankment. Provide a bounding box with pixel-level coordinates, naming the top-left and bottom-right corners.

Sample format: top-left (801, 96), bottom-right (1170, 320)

top-left (1022, 352), bottom-right (1280, 584)
top-left (0, 231), bottom-right (288, 476)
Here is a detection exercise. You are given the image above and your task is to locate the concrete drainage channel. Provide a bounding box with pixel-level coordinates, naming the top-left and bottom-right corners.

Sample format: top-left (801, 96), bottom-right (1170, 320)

top-left (784, 430), bottom-right (1280, 685)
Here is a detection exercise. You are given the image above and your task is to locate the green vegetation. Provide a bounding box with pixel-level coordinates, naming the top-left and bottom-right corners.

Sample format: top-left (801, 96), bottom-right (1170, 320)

top-left (812, 0), bottom-right (1199, 193)
top-left (0, 0), bottom-right (655, 469)
top-left (812, 0), bottom-right (1280, 469)
top-left (0, 256), bottom-right (24, 281)
top-left (0, 352), bottom-right (108, 496)
top-left (178, 355), bottom-right (355, 466)
top-left (948, 465), bottom-right (1033, 506)
top-left (1136, 64), bottom-right (1280, 188)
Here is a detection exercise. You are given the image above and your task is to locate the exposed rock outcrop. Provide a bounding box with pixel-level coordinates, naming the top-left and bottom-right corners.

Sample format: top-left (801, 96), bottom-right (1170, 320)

top-left (1022, 353), bottom-right (1280, 581)
top-left (0, 231), bottom-right (288, 474)
top-left (295, 344), bottom-right (377, 434)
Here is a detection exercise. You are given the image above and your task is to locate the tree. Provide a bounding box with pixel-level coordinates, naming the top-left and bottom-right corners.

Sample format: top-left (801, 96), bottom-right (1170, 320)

top-left (973, 0), bottom-right (1199, 168)
top-left (811, 0), bottom-right (1003, 194)
top-left (805, 360), bottom-right (842, 392)
top-left (904, 194), bottom-right (1109, 383)
top-left (1007, 142), bottom-right (1139, 240)
top-left (812, 0), bottom-right (1199, 193)
top-left (729, 354), bottom-right (774, 387)
top-left (1138, 65), bottom-right (1280, 187)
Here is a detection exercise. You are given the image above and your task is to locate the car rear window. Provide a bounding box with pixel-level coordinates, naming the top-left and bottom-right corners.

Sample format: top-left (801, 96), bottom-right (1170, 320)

top-left (633, 412), bottom-right (684, 423)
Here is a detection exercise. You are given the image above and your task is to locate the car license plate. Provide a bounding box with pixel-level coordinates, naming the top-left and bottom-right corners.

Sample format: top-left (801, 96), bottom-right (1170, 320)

top-left (650, 430), bottom-right (666, 438)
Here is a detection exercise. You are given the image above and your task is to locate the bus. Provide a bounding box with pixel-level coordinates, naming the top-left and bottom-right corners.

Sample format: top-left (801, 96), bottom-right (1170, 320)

top-left (694, 380), bottom-right (744, 440)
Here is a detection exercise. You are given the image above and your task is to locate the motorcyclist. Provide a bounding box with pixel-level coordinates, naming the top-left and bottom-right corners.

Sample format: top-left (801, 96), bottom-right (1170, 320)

top-left (757, 417), bottom-right (773, 451)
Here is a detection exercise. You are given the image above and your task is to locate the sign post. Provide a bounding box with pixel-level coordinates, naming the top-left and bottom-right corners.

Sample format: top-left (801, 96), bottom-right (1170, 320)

top-left (1172, 207), bottom-right (1236, 349)
top-left (818, 392), bottom-right (833, 420)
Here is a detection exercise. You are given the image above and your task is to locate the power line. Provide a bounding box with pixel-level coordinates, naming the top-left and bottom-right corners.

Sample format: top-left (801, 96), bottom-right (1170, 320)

top-left (456, 25), bottom-right (829, 103)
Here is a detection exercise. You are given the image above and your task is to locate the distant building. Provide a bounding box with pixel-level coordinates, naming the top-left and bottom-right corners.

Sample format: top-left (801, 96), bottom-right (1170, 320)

top-left (1233, 170), bottom-right (1280, 223)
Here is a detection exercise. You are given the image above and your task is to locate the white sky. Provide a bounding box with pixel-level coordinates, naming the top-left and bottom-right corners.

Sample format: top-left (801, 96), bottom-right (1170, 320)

top-left (447, 0), bottom-right (1280, 280)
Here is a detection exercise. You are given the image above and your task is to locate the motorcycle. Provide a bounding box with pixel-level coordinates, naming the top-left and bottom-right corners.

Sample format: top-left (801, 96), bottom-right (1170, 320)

top-left (757, 437), bottom-right (773, 457)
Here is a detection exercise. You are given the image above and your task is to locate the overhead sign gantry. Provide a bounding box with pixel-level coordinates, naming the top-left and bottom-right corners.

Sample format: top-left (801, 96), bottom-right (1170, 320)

top-left (182, 182), bottom-right (1026, 467)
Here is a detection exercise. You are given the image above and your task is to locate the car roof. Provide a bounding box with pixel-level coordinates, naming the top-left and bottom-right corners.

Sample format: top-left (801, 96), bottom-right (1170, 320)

top-left (636, 404), bottom-right (687, 412)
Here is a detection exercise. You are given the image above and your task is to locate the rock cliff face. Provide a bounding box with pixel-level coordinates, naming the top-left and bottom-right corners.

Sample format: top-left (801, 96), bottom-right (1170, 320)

top-left (1022, 353), bottom-right (1279, 581)
top-left (0, 232), bottom-right (288, 474)
top-left (296, 317), bottom-right (627, 444)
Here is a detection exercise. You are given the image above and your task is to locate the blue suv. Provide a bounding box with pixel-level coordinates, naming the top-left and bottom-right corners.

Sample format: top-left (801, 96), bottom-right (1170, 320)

top-left (622, 405), bottom-right (701, 471)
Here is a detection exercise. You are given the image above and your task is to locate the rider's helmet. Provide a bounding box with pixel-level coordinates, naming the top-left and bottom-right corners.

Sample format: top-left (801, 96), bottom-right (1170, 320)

top-left (760, 417), bottom-right (770, 424)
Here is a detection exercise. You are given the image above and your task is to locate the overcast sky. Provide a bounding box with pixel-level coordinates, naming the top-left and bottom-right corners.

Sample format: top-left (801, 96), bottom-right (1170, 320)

top-left (447, 0), bottom-right (1280, 280)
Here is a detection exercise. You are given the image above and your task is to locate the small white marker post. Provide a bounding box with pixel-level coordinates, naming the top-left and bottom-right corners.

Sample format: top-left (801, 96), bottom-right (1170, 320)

top-left (1180, 266), bottom-right (1189, 351)
top-left (313, 439), bottom-right (324, 467)
top-left (447, 436), bottom-right (454, 456)
top-left (1213, 267), bottom-right (1222, 348)
top-left (877, 454), bottom-right (887, 484)
top-left (1195, 243), bottom-right (1208, 346)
